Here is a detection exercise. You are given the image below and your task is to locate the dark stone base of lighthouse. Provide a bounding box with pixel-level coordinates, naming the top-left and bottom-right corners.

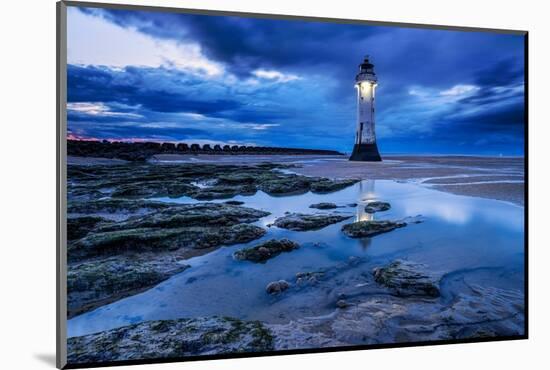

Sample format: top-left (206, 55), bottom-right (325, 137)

top-left (349, 143), bottom-right (382, 162)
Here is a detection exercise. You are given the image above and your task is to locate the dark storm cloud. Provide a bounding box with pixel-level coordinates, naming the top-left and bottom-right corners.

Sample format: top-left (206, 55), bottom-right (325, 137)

top-left (66, 63), bottom-right (324, 142)
top-left (68, 121), bottom-right (210, 141)
top-left (456, 59), bottom-right (524, 107)
top-left (439, 59), bottom-right (525, 137)
top-left (473, 58), bottom-right (524, 87)
top-left (67, 65), bottom-right (242, 115)
top-left (82, 7), bottom-right (386, 78)
top-left (67, 111), bottom-right (139, 123)
top-left (78, 7), bottom-right (525, 95)
top-left (67, 64), bottom-right (307, 126)
top-left (436, 102), bottom-right (524, 140)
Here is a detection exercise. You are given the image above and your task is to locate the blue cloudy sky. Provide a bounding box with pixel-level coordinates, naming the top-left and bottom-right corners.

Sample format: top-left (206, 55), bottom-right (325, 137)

top-left (66, 6), bottom-right (525, 155)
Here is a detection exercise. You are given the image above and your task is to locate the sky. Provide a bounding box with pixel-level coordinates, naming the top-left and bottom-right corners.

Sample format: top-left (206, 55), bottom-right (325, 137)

top-left (66, 6), bottom-right (526, 155)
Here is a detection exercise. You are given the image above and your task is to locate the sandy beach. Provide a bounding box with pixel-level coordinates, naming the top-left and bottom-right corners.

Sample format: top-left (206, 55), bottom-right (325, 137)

top-left (65, 154), bottom-right (525, 362)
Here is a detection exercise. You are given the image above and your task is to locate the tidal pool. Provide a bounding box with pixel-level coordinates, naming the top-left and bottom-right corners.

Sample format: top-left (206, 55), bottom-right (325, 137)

top-left (67, 180), bottom-right (525, 338)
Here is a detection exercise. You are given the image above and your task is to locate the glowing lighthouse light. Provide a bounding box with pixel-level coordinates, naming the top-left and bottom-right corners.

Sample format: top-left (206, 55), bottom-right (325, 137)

top-left (349, 56), bottom-right (382, 161)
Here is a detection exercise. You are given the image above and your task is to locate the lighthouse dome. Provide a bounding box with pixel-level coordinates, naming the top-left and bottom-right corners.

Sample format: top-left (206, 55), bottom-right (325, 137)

top-left (359, 58), bottom-right (374, 71)
top-left (356, 56), bottom-right (377, 83)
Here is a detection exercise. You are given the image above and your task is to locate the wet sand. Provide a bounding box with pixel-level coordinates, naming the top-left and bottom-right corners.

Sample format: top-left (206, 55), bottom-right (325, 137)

top-left (147, 154), bottom-right (525, 206)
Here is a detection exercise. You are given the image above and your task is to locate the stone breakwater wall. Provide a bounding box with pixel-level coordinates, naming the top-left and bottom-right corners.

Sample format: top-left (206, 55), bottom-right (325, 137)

top-left (68, 140), bottom-right (344, 161)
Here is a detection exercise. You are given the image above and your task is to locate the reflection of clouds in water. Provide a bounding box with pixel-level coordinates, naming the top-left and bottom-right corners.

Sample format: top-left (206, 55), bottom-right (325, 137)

top-left (354, 179), bottom-right (523, 232)
top-left (476, 202), bottom-right (523, 232)
top-left (403, 197), bottom-right (474, 224)
top-left (401, 188), bottom-right (523, 231)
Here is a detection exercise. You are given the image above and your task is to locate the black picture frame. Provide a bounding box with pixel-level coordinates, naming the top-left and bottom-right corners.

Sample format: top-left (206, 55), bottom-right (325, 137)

top-left (56, 1), bottom-right (529, 368)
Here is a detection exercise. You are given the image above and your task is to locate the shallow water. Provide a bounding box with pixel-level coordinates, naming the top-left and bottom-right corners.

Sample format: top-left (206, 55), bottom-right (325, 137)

top-left (67, 180), bottom-right (524, 337)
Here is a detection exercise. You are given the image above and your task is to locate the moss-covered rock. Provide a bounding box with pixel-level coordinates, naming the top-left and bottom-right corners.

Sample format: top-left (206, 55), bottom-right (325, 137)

top-left (68, 203), bottom-right (268, 258)
top-left (191, 184), bottom-right (257, 200)
top-left (336, 299), bottom-right (349, 308)
top-left (258, 176), bottom-right (312, 195)
top-left (273, 213), bottom-right (351, 231)
top-left (309, 179), bottom-right (359, 193)
top-left (67, 216), bottom-right (107, 241)
top-left (224, 200), bottom-right (245, 205)
top-left (266, 280), bottom-right (290, 294)
top-left (372, 260), bottom-right (440, 297)
top-left (364, 201), bottom-right (391, 213)
top-left (195, 224), bottom-right (267, 249)
top-left (98, 203), bottom-right (269, 231)
top-left (341, 220), bottom-right (406, 238)
top-left (70, 224), bottom-right (266, 261)
top-left (68, 198), bottom-right (169, 215)
top-left (295, 271), bottom-right (325, 285)
top-left (234, 239), bottom-right (299, 263)
top-left (309, 202), bottom-right (339, 210)
top-left (217, 173), bottom-right (258, 185)
top-left (67, 256), bottom-right (189, 318)
top-left (67, 317), bottom-right (274, 364)
top-left (68, 163), bottom-right (358, 203)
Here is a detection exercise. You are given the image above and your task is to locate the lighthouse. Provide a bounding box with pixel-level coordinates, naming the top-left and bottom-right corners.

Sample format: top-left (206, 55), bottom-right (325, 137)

top-left (349, 56), bottom-right (382, 161)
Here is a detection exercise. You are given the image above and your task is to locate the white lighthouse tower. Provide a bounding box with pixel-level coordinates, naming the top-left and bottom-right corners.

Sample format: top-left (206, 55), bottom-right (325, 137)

top-left (349, 56), bottom-right (382, 161)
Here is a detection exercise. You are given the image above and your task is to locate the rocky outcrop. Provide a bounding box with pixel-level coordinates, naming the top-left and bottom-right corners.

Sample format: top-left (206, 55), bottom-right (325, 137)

top-left (268, 283), bottom-right (524, 349)
top-left (372, 260), bottom-right (440, 297)
top-left (309, 202), bottom-right (339, 210)
top-left (341, 220), bottom-right (406, 238)
top-left (266, 280), bottom-right (290, 294)
top-left (295, 271), bottom-right (325, 285)
top-left (67, 317), bottom-right (273, 364)
top-left (69, 204), bottom-right (269, 262)
top-left (224, 200), bottom-right (245, 205)
top-left (309, 179), bottom-right (360, 193)
top-left (67, 216), bottom-right (106, 241)
top-left (234, 239), bottom-right (299, 263)
top-left (336, 300), bottom-right (349, 309)
top-left (273, 213), bottom-right (352, 231)
top-left (258, 176), bottom-right (313, 195)
top-left (67, 198), bottom-right (169, 217)
top-left (70, 222), bottom-right (265, 261)
top-left (67, 256), bottom-right (189, 318)
top-left (67, 163), bottom-right (359, 203)
top-left (94, 203), bottom-right (269, 232)
top-left (364, 201), bottom-right (391, 213)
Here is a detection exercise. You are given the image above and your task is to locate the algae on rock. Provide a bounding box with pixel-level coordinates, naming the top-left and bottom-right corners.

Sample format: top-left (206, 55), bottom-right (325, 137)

top-left (67, 317), bottom-right (274, 364)
top-left (273, 213), bottom-right (352, 231)
top-left (234, 239), bottom-right (299, 263)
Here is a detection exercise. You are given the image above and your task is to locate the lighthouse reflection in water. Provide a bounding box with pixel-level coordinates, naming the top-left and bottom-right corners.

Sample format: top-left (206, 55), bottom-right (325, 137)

top-left (355, 180), bottom-right (377, 249)
top-left (356, 180), bottom-right (377, 222)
